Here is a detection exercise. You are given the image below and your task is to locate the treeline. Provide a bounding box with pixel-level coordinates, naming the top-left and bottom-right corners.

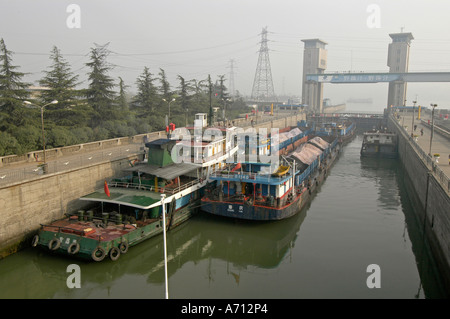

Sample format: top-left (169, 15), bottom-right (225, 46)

top-left (0, 39), bottom-right (249, 156)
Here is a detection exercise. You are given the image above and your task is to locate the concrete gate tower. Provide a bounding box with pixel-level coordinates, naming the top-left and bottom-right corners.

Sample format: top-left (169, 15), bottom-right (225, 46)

top-left (387, 32), bottom-right (414, 107)
top-left (301, 39), bottom-right (328, 113)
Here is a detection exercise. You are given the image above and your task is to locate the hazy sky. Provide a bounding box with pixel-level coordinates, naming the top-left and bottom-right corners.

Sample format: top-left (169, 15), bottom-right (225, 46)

top-left (1, 0), bottom-right (449, 112)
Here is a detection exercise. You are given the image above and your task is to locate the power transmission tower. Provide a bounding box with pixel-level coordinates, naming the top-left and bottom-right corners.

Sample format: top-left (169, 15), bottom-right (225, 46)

top-left (94, 42), bottom-right (111, 56)
top-left (251, 27), bottom-right (276, 102)
top-left (227, 59), bottom-right (236, 97)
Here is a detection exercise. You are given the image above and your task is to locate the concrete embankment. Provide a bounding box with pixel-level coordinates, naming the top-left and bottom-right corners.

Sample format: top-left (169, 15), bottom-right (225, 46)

top-left (387, 114), bottom-right (450, 294)
top-left (0, 113), bottom-right (304, 259)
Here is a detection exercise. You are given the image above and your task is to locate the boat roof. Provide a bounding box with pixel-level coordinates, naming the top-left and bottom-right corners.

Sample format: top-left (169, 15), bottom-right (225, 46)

top-left (124, 162), bottom-right (200, 180)
top-left (79, 188), bottom-right (162, 210)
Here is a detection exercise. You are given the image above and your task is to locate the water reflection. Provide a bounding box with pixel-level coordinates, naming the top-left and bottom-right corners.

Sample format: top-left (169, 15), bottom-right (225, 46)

top-left (360, 157), bottom-right (401, 211)
top-left (0, 205), bottom-right (307, 299)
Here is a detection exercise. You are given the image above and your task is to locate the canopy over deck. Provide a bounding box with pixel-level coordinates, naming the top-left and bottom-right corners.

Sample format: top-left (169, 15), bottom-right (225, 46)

top-left (124, 162), bottom-right (200, 180)
top-left (80, 188), bottom-right (162, 210)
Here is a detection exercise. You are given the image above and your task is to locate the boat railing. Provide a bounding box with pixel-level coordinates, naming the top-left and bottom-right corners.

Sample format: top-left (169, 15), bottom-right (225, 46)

top-left (210, 170), bottom-right (289, 184)
top-left (110, 178), bottom-right (202, 195)
top-left (165, 178), bottom-right (202, 194)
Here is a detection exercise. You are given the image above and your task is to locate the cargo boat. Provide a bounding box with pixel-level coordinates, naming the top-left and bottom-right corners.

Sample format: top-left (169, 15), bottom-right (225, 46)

top-left (31, 115), bottom-right (239, 261)
top-left (313, 119), bottom-right (356, 144)
top-left (360, 131), bottom-right (397, 158)
top-left (201, 135), bottom-right (339, 221)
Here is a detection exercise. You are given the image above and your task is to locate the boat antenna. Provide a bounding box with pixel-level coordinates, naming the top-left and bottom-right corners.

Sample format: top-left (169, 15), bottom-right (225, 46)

top-left (160, 193), bottom-right (169, 299)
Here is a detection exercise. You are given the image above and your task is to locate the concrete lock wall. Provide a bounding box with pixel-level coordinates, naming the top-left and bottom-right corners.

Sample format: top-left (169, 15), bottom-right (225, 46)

top-left (388, 115), bottom-right (450, 293)
top-left (0, 113), bottom-right (303, 259)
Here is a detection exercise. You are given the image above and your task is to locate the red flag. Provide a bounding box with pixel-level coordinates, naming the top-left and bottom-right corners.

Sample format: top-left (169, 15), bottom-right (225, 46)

top-left (104, 180), bottom-right (110, 197)
top-left (231, 163), bottom-right (241, 172)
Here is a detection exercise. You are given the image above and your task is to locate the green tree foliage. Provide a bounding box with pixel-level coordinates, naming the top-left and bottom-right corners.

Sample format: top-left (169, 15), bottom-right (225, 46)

top-left (0, 131), bottom-right (21, 156)
top-left (117, 76), bottom-right (129, 111)
top-left (39, 46), bottom-right (80, 109)
top-left (0, 38), bottom-right (29, 127)
top-left (158, 68), bottom-right (171, 101)
top-left (133, 67), bottom-right (156, 116)
top-left (39, 46), bottom-right (88, 127)
top-left (85, 45), bottom-right (116, 124)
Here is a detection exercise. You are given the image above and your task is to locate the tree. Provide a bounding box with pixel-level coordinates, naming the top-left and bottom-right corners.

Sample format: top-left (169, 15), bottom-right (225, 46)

top-left (177, 75), bottom-right (193, 110)
top-left (39, 46), bottom-right (85, 126)
top-left (85, 44), bottom-right (116, 124)
top-left (216, 75), bottom-right (230, 120)
top-left (0, 131), bottom-right (21, 156)
top-left (117, 77), bottom-right (129, 111)
top-left (158, 68), bottom-right (171, 101)
top-left (216, 74), bottom-right (228, 101)
top-left (133, 67), bottom-right (156, 116)
top-left (0, 38), bottom-right (29, 126)
top-left (39, 46), bottom-right (80, 109)
top-left (177, 75), bottom-right (194, 125)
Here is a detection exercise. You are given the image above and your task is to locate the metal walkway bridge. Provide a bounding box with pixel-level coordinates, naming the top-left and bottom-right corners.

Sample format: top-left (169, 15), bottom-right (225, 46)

top-left (306, 71), bottom-right (450, 84)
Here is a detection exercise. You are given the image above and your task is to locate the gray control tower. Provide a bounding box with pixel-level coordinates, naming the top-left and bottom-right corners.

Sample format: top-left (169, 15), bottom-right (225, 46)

top-left (387, 32), bottom-right (414, 107)
top-left (301, 39), bottom-right (328, 113)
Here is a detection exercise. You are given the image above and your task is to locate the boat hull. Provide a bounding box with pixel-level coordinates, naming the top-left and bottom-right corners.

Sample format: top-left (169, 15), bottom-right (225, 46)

top-left (202, 187), bottom-right (314, 221)
top-left (360, 144), bottom-right (397, 159)
top-left (33, 197), bottom-right (201, 261)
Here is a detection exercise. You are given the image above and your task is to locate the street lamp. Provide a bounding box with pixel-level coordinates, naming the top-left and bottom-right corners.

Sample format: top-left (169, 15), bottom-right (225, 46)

top-left (23, 100), bottom-right (58, 173)
top-left (162, 98), bottom-right (175, 123)
top-left (429, 103), bottom-right (438, 157)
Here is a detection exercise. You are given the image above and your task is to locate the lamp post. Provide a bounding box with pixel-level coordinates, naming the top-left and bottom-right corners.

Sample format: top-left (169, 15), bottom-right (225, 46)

top-left (411, 100), bottom-right (416, 137)
top-left (23, 100), bottom-right (58, 173)
top-left (160, 193), bottom-right (169, 299)
top-left (162, 98), bottom-right (175, 123)
top-left (222, 97), bottom-right (230, 122)
top-left (429, 104), bottom-right (438, 157)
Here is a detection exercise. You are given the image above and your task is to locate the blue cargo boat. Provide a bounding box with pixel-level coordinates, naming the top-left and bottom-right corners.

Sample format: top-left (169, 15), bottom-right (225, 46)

top-left (201, 135), bottom-right (340, 221)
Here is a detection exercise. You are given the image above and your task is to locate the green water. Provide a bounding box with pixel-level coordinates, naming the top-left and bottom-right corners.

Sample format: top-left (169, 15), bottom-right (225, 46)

top-left (0, 135), bottom-right (446, 299)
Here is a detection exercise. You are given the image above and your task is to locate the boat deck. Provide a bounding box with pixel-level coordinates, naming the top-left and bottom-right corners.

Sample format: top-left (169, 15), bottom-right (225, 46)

top-left (41, 217), bottom-right (158, 242)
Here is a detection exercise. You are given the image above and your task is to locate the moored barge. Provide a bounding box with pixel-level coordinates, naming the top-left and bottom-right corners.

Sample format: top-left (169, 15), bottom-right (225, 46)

top-left (201, 135), bottom-right (340, 221)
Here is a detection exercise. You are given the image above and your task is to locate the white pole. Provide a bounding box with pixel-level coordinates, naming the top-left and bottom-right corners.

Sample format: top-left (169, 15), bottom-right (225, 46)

top-left (292, 160), bottom-right (296, 196)
top-left (160, 193), bottom-right (169, 299)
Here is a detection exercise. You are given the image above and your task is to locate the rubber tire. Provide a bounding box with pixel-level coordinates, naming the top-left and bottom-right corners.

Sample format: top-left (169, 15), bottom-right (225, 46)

top-left (67, 242), bottom-right (80, 255)
top-left (31, 234), bottom-right (39, 247)
top-left (119, 241), bottom-right (128, 254)
top-left (92, 246), bottom-right (106, 262)
top-left (48, 238), bottom-right (61, 251)
top-left (109, 247), bottom-right (121, 261)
